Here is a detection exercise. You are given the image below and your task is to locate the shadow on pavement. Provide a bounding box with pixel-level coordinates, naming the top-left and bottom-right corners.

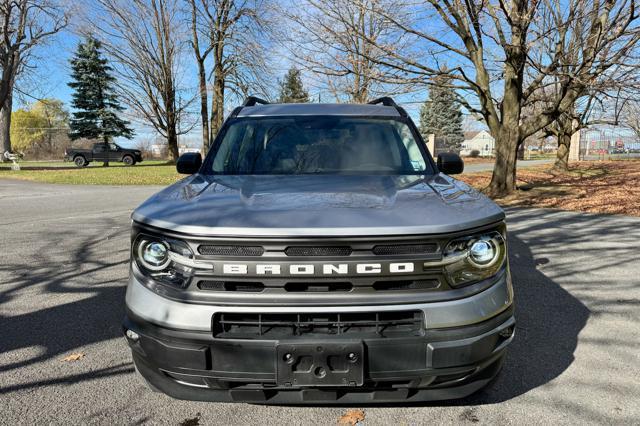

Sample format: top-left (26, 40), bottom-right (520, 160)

top-left (0, 220), bottom-right (131, 393)
top-left (3, 207), bottom-right (638, 406)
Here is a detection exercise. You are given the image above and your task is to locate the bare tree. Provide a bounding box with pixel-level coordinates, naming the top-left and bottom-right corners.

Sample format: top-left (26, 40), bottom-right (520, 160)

top-left (0, 0), bottom-right (67, 155)
top-left (283, 0), bottom-right (416, 103)
top-left (355, 0), bottom-right (640, 196)
top-left (622, 100), bottom-right (640, 139)
top-left (93, 0), bottom-right (194, 161)
top-left (187, 0), bottom-right (272, 153)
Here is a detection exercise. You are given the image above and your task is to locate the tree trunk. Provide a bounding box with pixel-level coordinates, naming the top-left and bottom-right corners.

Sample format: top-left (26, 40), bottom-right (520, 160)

top-left (487, 127), bottom-right (520, 197)
top-left (102, 136), bottom-right (109, 167)
top-left (553, 131), bottom-right (571, 172)
top-left (209, 70), bottom-right (225, 146)
top-left (0, 90), bottom-right (13, 158)
top-left (167, 126), bottom-right (179, 161)
top-left (551, 116), bottom-right (574, 173)
top-left (197, 60), bottom-right (210, 154)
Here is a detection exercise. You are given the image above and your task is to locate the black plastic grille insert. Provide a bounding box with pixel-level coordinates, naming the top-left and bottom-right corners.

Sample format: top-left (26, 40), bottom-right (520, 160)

top-left (198, 245), bottom-right (264, 256)
top-left (212, 311), bottom-right (424, 339)
top-left (372, 243), bottom-right (437, 255)
top-left (284, 246), bottom-right (352, 257)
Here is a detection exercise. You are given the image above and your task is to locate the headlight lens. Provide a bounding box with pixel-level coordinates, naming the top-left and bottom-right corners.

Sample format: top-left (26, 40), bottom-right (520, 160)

top-left (133, 235), bottom-right (197, 288)
top-left (443, 231), bottom-right (506, 287)
top-left (139, 241), bottom-right (169, 270)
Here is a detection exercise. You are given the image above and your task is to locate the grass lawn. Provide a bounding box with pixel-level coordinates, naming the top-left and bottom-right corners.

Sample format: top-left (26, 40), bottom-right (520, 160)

top-left (458, 160), bottom-right (640, 217)
top-left (3, 158), bottom-right (640, 217)
top-left (0, 160), bottom-right (183, 185)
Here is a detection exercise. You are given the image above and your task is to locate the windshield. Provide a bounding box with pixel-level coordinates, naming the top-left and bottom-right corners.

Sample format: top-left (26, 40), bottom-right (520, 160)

top-left (205, 116), bottom-right (431, 175)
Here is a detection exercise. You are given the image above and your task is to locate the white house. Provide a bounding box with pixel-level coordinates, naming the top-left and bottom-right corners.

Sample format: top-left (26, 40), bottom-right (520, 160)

top-left (460, 130), bottom-right (495, 157)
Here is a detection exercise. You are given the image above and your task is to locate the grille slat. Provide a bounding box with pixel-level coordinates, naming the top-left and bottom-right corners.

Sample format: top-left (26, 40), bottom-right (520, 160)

top-left (198, 280), bottom-right (264, 292)
top-left (372, 244), bottom-right (437, 255)
top-left (198, 245), bottom-right (264, 256)
top-left (212, 311), bottom-right (424, 339)
top-left (284, 246), bottom-right (352, 257)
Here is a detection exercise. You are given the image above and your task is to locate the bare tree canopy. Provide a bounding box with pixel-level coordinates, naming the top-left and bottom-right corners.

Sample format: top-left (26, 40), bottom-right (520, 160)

top-left (349, 0), bottom-right (640, 195)
top-left (92, 0), bottom-right (195, 161)
top-left (282, 0), bottom-right (418, 103)
top-left (0, 0), bottom-right (67, 154)
top-left (188, 0), bottom-right (272, 152)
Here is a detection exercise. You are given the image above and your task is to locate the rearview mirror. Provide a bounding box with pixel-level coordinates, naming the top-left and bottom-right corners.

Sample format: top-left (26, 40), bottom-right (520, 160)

top-left (437, 152), bottom-right (464, 175)
top-left (176, 152), bottom-right (202, 174)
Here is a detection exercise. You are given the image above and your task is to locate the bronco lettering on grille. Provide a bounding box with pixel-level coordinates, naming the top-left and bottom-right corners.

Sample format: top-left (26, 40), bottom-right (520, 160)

top-left (220, 262), bottom-right (415, 275)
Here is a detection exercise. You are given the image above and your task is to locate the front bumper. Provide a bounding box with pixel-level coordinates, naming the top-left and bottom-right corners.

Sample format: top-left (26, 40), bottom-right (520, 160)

top-left (124, 274), bottom-right (515, 403)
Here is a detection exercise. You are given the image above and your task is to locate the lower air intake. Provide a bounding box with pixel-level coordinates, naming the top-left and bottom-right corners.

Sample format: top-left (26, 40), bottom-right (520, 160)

top-left (212, 311), bottom-right (425, 339)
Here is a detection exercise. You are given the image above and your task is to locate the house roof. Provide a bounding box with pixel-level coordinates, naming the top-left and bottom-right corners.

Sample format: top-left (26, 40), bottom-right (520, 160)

top-left (463, 130), bottom-right (493, 140)
top-left (464, 131), bottom-right (481, 140)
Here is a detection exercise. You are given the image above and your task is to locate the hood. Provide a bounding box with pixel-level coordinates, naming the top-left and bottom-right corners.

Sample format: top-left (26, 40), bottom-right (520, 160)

top-left (132, 174), bottom-right (504, 237)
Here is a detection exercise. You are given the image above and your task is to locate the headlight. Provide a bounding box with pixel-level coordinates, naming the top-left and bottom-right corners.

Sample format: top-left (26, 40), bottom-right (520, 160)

top-left (441, 231), bottom-right (506, 287)
top-left (138, 241), bottom-right (170, 271)
top-left (132, 235), bottom-right (206, 288)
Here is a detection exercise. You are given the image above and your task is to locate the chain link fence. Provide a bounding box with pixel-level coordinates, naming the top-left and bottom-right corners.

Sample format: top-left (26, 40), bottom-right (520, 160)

top-left (579, 127), bottom-right (640, 161)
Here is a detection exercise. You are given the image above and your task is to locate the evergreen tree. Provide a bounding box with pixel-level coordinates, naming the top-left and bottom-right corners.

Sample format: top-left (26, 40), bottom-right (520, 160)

top-left (278, 68), bottom-right (310, 103)
top-left (68, 36), bottom-right (133, 166)
top-left (419, 76), bottom-right (464, 153)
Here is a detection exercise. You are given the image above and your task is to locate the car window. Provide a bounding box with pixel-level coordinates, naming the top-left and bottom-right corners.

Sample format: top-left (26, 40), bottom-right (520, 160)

top-left (207, 116), bottom-right (430, 175)
top-left (110, 143), bottom-right (119, 151)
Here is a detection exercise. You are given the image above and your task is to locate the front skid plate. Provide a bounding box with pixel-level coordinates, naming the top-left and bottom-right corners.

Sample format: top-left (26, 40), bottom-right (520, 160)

top-left (276, 341), bottom-right (364, 387)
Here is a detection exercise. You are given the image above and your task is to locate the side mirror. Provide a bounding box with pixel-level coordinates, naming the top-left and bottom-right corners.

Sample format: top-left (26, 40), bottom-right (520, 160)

top-left (437, 152), bottom-right (464, 175)
top-left (176, 152), bottom-right (202, 174)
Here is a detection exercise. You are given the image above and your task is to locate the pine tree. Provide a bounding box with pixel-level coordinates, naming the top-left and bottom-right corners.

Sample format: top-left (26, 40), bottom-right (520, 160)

top-left (278, 68), bottom-right (310, 103)
top-left (68, 36), bottom-right (133, 166)
top-left (419, 76), bottom-right (464, 153)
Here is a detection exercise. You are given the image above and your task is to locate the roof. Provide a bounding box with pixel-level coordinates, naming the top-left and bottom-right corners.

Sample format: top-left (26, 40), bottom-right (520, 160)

top-left (236, 103), bottom-right (401, 118)
top-left (463, 130), bottom-right (492, 140)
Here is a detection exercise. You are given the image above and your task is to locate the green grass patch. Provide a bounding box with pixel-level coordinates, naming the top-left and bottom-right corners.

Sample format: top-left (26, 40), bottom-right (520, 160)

top-left (0, 161), bottom-right (183, 185)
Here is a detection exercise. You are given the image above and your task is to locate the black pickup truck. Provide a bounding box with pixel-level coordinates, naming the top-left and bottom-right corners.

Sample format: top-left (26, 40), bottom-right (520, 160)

top-left (65, 143), bottom-right (143, 167)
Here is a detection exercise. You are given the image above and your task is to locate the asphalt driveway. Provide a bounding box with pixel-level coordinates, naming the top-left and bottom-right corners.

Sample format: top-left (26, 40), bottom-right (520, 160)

top-left (1, 179), bottom-right (638, 424)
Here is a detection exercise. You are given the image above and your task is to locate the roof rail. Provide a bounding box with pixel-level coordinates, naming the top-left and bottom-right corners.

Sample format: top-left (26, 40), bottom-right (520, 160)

top-left (242, 96), bottom-right (270, 107)
top-left (368, 96), bottom-right (408, 117)
top-left (367, 97), bottom-right (398, 107)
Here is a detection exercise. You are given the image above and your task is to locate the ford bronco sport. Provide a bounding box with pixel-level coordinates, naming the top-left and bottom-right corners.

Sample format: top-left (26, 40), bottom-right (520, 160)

top-left (124, 97), bottom-right (515, 404)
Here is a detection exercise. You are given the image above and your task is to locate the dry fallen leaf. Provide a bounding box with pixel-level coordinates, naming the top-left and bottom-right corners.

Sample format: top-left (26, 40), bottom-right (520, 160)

top-left (180, 413), bottom-right (201, 426)
top-left (338, 409), bottom-right (365, 425)
top-left (62, 353), bottom-right (85, 362)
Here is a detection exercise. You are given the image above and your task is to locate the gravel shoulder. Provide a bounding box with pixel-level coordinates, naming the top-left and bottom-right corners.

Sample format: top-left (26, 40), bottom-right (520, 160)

top-left (1, 180), bottom-right (638, 425)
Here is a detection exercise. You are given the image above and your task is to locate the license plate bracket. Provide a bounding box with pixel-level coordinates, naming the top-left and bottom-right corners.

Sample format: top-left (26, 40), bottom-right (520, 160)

top-left (276, 341), bottom-right (364, 387)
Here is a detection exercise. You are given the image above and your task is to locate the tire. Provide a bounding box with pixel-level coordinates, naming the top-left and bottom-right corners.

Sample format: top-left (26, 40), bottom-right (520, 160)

top-left (122, 155), bottom-right (135, 166)
top-left (73, 156), bottom-right (87, 167)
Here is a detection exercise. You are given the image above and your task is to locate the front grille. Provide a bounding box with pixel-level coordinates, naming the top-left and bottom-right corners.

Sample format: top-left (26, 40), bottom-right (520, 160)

top-left (372, 279), bottom-right (440, 291)
top-left (212, 311), bottom-right (425, 339)
top-left (198, 280), bottom-right (264, 292)
top-left (284, 282), bottom-right (352, 292)
top-left (372, 243), bottom-right (437, 255)
top-left (284, 246), bottom-right (352, 257)
top-left (198, 245), bottom-right (264, 256)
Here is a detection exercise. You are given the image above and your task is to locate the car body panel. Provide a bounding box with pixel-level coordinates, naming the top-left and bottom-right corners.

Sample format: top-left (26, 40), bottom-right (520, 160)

top-left (131, 174), bottom-right (504, 237)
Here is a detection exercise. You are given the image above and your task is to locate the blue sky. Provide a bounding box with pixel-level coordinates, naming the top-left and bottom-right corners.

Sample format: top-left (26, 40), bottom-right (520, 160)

top-left (17, 20), bottom-right (483, 149)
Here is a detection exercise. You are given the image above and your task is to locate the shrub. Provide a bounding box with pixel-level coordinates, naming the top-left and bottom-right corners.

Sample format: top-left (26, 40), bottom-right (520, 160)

top-left (469, 149), bottom-right (480, 158)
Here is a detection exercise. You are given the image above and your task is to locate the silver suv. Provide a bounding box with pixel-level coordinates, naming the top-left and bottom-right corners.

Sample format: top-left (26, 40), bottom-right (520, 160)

top-left (123, 97), bottom-right (515, 404)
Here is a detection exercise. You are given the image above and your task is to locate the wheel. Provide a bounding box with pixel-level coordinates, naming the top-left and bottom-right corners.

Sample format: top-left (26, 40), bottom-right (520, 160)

top-left (122, 155), bottom-right (135, 166)
top-left (73, 156), bottom-right (86, 167)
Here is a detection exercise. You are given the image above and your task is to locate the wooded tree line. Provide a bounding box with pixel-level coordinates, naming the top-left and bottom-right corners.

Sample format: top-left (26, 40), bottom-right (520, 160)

top-left (2, 0), bottom-right (640, 196)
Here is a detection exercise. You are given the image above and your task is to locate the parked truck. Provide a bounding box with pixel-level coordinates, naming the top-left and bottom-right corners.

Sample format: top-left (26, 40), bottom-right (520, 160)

top-left (64, 143), bottom-right (143, 167)
top-left (123, 97), bottom-right (515, 404)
